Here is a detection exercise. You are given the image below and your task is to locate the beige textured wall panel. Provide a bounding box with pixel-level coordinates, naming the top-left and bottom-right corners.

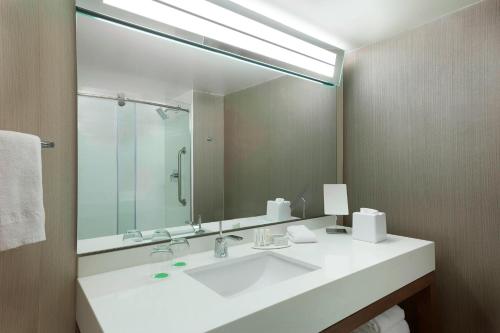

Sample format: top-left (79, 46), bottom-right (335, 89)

top-left (0, 1), bottom-right (77, 332)
top-left (343, 0), bottom-right (500, 332)
top-left (0, 2), bottom-right (43, 332)
top-left (37, 0), bottom-right (77, 332)
top-left (224, 76), bottom-right (337, 219)
top-left (193, 91), bottom-right (225, 223)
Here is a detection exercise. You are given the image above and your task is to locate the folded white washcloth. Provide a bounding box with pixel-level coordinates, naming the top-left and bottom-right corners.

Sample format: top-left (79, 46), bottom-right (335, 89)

top-left (373, 306), bottom-right (405, 332)
top-left (0, 130), bottom-right (45, 251)
top-left (286, 225), bottom-right (317, 243)
top-left (385, 320), bottom-right (410, 333)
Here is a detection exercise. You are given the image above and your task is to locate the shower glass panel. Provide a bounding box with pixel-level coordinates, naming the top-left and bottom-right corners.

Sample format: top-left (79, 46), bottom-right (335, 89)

top-left (77, 95), bottom-right (192, 240)
top-left (78, 96), bottom-right (119, 239)
top-left (117, 102), bottom-right (136, 234)
top-left (163, 108), bottom-right (191, 228)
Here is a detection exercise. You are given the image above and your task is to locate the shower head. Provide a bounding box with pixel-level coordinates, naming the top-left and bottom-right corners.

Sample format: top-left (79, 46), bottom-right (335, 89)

top-left (156, 108), bottom-right (168, 120)
top-left (117, 93), bottom-right (126, 107)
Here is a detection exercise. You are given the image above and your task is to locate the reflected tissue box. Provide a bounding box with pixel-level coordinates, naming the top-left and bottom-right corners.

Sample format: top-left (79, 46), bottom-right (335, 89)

top-left (266, 198), bottom-right (291, 222)
top-left (352, 208), bottom-right (387, 243)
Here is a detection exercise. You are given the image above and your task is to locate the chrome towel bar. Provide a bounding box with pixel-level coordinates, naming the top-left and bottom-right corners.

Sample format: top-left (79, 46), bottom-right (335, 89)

top-left (41, 140), bottom-right (55, 148)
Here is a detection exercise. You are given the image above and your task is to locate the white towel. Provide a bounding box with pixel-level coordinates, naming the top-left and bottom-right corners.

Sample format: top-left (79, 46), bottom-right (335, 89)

top-left (385, 320), bottom-right (410, 333)
top-left (352, 321), bottom-right (378, 333)
top-left (373, 306), bottom-right (405, 332)
top-left (352, 306), bottom-right (407, 333)
top-left (0, 130), bottom-right (45, 251)
top-left (287, 225), bottom-right (317, 243)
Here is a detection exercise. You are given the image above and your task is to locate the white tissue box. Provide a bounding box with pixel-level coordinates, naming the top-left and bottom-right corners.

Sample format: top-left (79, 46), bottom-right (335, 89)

top-left (266, 198), bottom-right (291, 222)
top-left (352, 209), bottom-right (387, 243)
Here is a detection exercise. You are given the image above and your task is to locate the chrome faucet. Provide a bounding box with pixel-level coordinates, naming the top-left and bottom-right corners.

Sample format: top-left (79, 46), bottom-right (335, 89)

top-left (195, 214), bottom-right (205, 234)
top-left (214, 221), bottom-right (243, 258)
top-left (185, 215), bottom-right (205, 234)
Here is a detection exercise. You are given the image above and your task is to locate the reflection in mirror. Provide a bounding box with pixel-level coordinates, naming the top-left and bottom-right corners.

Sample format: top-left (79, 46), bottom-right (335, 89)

top-left (76, 10), bottom-right (337, 254)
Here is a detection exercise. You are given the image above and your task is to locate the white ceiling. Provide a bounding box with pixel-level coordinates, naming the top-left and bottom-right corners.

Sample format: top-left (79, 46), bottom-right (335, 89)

top-left (229, 0), bottom-right (480, 50)
top-left (77, 14), bottom-right (282, 101)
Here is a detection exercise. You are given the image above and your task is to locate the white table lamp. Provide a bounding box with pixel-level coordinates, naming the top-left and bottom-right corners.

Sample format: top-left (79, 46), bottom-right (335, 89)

top-left (324, 184), bottom-right (349, 233)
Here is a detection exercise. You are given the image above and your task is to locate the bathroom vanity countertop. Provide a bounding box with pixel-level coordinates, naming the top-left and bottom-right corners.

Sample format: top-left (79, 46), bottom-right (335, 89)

top-left (77, 228), bottom-right (435, 333)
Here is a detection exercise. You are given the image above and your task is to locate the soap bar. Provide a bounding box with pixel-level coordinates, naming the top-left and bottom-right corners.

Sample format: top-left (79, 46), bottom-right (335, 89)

top-left (352, 211), bottom-right (387, 243)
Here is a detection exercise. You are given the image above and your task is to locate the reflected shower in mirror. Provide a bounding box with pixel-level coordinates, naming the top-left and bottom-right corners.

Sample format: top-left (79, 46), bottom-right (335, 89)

top-left (77, 94), bottom-right (191, 240)
top-left (76, 9), bottom-right (337, 254)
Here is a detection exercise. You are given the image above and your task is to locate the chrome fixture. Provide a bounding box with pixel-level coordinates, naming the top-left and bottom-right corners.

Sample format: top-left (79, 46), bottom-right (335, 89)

top-left (214, 221), bottom-right (243, 258)
top-left (195, 215), bottom-right (205, 234)
top-left (156, 108), bottom-right (169, 120)
top-left (117, 93), bottom-right (126, 107)
top-left (77, 91), bottom-right (189, 113)
top-left (176, 147), bottom-right (187, 206)
top-left (41, 140), bottom-right (55, 148)
top-left (185, 215), bottom-right (205, 234)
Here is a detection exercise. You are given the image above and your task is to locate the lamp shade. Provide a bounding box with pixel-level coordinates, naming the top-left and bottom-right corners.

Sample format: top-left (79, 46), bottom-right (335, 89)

top-left (324, 184), bottom-right (349, 215)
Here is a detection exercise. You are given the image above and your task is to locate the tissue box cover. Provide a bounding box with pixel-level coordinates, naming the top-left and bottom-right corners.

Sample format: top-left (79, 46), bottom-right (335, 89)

top-left (352, 212), bottom-right (387, 243)
top-left (266, 199), bottom-right (291, 222)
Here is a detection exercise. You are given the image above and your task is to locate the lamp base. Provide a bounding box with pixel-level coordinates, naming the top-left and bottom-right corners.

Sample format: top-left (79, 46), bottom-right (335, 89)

top-left (326, 226), bottom-right (347, 234)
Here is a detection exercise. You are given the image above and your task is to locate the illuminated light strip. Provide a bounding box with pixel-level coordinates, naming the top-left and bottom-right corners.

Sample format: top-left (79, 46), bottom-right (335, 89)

top-left (103, 0), bottom-right (336, 77)
top-left (156, 0), bottom-right (336, 65)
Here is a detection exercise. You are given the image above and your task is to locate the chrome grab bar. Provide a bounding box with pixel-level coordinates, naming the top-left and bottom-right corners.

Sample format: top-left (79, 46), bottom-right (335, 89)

top-left (177, 146), bottom-right (187, 206)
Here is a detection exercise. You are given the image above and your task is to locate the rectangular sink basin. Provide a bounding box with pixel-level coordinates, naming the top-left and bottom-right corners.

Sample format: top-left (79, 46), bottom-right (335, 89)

top-left (185, 251), bottom-right (320, 298)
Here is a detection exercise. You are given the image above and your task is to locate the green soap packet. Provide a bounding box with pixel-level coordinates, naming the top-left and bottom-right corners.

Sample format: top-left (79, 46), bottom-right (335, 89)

top-left (173, 261), bottom-right (187, 267)
top-left (153, 272), bottom-right (169, 279)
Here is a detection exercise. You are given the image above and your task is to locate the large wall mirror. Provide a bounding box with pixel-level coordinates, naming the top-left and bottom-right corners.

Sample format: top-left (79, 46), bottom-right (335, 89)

top-left (76, 4), bottom-right (338, 254)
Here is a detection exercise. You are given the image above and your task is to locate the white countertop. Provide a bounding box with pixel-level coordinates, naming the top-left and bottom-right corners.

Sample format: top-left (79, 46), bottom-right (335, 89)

top-left (77, 228), bottom-right (435, 333)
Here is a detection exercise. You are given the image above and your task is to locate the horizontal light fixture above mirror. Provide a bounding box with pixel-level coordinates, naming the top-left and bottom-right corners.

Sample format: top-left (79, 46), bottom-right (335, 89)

top-left (95, 0), bottom-right (344, 85)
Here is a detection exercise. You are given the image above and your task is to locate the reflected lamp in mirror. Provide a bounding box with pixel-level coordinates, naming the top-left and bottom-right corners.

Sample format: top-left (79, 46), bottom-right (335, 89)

top-left (323, 184), bottom-right (349, 234)
top-left (95, 0), bottom-right (344, 85)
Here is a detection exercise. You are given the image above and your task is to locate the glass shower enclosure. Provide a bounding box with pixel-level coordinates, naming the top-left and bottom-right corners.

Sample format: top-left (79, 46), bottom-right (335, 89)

top-left (77, 94), bottom-right (191, 240)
